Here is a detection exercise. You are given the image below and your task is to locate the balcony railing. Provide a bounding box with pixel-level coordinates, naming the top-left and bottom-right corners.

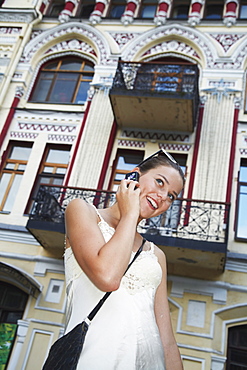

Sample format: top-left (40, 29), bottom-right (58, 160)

top-left (28, 185), bottom-right (229, 244)
top-left (109, 61), bottom-right (200, 132)
top-left (112, 62), bottom-right (199, 97)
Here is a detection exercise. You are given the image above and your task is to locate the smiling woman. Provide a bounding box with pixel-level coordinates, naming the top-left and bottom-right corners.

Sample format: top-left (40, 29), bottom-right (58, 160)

top-left (55, 151), bottom-right (185, 370)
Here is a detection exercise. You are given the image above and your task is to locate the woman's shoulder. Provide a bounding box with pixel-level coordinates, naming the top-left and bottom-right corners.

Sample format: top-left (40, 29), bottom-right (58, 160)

top-left (152, 243), bottom-right (167, 266)
top-left (65, 199), bottom-right (100, 232)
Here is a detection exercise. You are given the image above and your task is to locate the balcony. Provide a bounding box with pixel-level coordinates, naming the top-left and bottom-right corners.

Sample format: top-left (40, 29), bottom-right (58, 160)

top-left (109, 61), bottom-right (200, 132)
top-left (26, 185), bottom-right (230, 272)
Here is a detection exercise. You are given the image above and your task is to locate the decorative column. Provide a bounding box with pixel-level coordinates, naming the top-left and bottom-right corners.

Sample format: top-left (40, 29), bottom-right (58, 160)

top-left (121, 0), bottom-right (139, 25)
top-left (188, 0), bottom-right (204, 26)
top-left (89, 0), bottom-right (108, 25)
top-left (39, 0), bottom-right (49, 13)
top-left (0, 86), bottom-right (24, 149)
top-left (58, 0), bottom-right (78, 23)
top-left (225, 97), bottom-right (241, 204)
top-left (154, 0), bottom-right (171, 26)
top-left (223, 0), bottom-right (238, 27)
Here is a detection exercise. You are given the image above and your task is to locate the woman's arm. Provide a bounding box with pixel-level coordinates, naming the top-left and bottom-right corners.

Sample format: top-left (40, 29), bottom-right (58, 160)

top-left (154, 248), bottom-right (184, 370)
top-left (65, 179), bottom-right (140, 292)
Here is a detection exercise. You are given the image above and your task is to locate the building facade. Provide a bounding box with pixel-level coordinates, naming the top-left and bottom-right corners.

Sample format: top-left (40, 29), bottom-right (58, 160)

top-left (0, 0), bottom-right (247, 369)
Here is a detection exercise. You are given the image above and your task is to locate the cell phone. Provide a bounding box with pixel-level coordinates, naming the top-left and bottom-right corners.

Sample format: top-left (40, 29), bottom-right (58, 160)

top-left (125, 171), bottom-right (140, 181)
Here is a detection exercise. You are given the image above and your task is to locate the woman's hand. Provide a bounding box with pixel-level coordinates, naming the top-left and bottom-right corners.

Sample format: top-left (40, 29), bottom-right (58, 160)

top-left (116, 179), bottom-right (140, 222)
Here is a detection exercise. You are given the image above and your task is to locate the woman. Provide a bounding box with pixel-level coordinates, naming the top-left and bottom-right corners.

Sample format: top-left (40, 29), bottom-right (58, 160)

top-left (64, 149), bottom-right (185, 370)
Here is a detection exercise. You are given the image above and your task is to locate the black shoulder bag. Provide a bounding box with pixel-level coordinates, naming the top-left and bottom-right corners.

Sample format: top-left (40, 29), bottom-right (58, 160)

top-left (42, 238), bottom-right (146, 370)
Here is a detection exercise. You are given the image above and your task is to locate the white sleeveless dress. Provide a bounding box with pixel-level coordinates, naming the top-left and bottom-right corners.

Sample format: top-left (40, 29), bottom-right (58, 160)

top-left (64, 209), bottom-right (165, 370)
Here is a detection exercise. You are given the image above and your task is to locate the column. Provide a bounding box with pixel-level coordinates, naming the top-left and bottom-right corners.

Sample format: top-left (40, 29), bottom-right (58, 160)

top-left (68, 87), bottom-right (114, 188)
top-left (192, 88), bottom-right (239, 202)
top-left (89, 0), bottom-right (108, 25)
top-left (121, 0), bottom-right (139, 25)
top-left (154, 0), bottom-right (171, 26)
top-left (188, 0), bottom-right (204, 26)
top-left (58, 0), bottom-right (78, 23)
top-left (0, 86), bottom-right (24, 149)
top-left (223, 0), bottom-right (238, 27)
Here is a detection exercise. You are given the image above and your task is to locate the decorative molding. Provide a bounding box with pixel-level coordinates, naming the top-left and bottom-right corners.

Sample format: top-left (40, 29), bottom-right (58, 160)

top-left (240, 148), bottom-right (247, 155)
top-left (17, 122), bottom-right (77, 134)
top-left (19, 22), bottom-right (113, 65)
top-left (10, 131), bottom-right (39, 139)
top-left (109, 32), bottom-right (140, 49)
top-left (0, 27), bottom-right (21, 34)
top-left (160, 143), bottom-right (191, 152)
top-left (0, 9), bottom-right (37, 23)
top-left (46, 39), bottom-right (96, 57)
top-left (15, 86), bottom-right (25, 99)
top-left (142, 39), bottom-right (200, 60)
top-left (117, 139), bottom-right (146, 148)
top-left (121, 129), bottom-right (190, 142)
top-left (209, 33), bottom-right (245, 52)
top-left (201, 79), bottom-right (242, 103)
top-left (122, 25), bottom-right (216, 67)
top-left (48, 134), bottom-right (76, 142)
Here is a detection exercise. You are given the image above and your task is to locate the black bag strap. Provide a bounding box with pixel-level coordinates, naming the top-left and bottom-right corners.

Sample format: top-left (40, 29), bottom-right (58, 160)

top-left (87, 238), bottom-right (146, 322)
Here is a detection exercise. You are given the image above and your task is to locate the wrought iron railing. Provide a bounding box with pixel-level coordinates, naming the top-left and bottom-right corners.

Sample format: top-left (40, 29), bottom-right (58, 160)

top-left (111, 61), bottom-right (199, 97)
top-left (29, 185), bottom-right (230, 244)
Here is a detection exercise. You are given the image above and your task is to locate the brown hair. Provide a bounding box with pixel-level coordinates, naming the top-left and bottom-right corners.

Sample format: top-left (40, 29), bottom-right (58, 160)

top-left (138, 155), bottom-right (186, 187)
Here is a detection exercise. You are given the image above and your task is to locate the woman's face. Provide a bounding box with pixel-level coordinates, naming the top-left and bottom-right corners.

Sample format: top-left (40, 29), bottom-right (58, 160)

top-left (138, 165), bottom-right (184, 220)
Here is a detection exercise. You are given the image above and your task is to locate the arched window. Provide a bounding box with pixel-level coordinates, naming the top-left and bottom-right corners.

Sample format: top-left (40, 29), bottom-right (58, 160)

top-left (0, 282), bottom-right (28, 369)
top-left (29, 57), bottom-right (94, 105)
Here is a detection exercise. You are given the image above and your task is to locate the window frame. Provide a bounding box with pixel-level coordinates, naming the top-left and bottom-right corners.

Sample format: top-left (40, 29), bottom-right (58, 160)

top-left (76, 0), bottom-right (95, 18)
top-left (203, 0), bottom-right (224, 19)
top-left (106, 0), bottom-right (126, 19)
top-left (238, 1), bottom-right (247, 19)
top-left (235, 158), bottom-right (247, 242)
top-left (169, 0), bottom-right (190, 19)
top-left (0, 141), bottom-right (33, 213)
top-left (137, 0), bottom-right (158, 19)
top-left (25, 144), bottom-right (71, 214)
top-left (226, 324), bottom-right (247, 369)
top-left (29, 57), bottom-right (94, 105)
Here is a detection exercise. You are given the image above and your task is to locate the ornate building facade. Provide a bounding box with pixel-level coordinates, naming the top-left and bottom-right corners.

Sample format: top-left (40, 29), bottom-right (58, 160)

top-left (0, 0), bottom-right (247, 369)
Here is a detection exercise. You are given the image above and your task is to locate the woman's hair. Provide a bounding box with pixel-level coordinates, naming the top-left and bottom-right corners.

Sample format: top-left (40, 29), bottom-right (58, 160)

top-left (138, 155), bottom-right (186, 187)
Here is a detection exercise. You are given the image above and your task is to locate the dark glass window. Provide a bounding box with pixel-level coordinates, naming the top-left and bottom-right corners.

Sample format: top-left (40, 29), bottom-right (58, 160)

top-left (139, 0), bottom-right (157, 18)
top-left (29, 57), bottom-right (94, 105)
top-left (107, 0), bottom-right (126, 18)
top-left (110, 149), bottom-right (144, 191)
top-left (45, 0), bottom-right (64, 17)
top-left (239, 1), bottom-right (247, 18)
top-left (0, 142), bottom-right (32, 213)
top-left (235, 159), bottom-right (247, 240)
top-left (226, 325), bottom-right (247, 369)
top-left (77, 0), bottom-right (95, 18)
top-left (170, 0), bottom-right (190, 19)
top-left (204, 0), bottom-right (224, 19)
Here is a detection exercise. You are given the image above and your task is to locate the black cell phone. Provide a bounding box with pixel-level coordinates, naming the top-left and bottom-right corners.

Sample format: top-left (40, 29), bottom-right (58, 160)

top-left (125, 171), bottom-right (140, 181)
